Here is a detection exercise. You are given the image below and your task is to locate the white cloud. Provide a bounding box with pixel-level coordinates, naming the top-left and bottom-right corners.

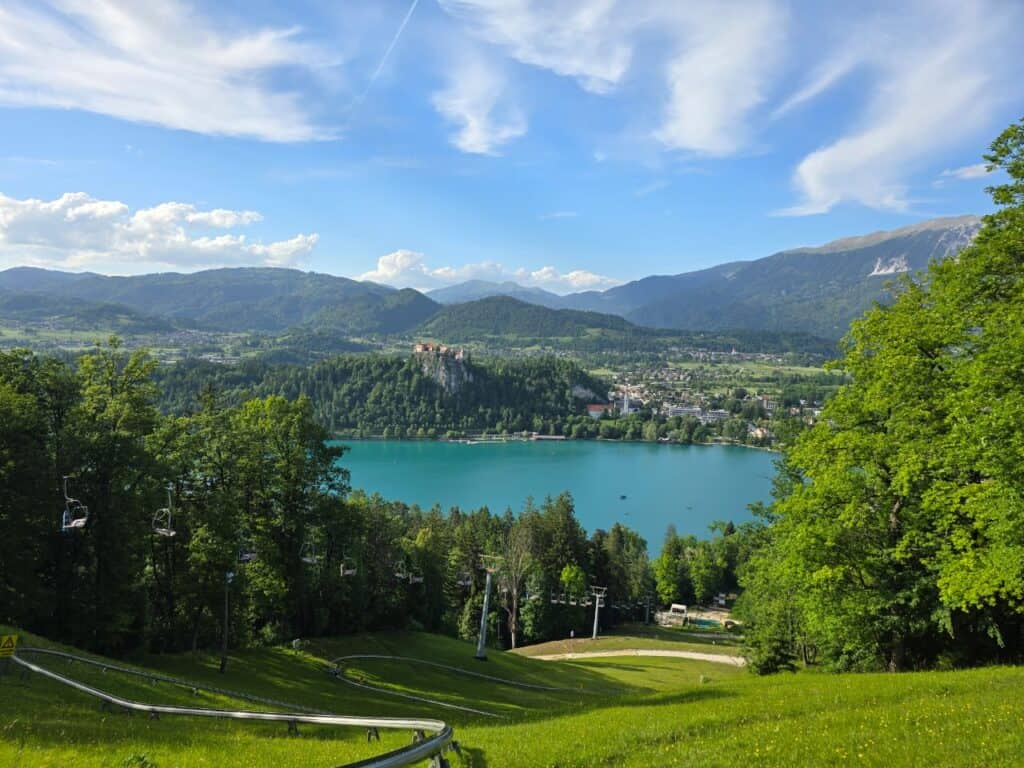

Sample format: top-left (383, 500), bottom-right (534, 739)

top-left (539, 211), bottom-right (578, 220)
top-left (654, 3), bottom-right (788, 156)
top-left (0, 0), bottom-right (334, 141)
top-left (940, 163), bottom-right (991, 181)
top-left (0, 192), bottom-right (317, 272)
top-left (778, 1), bottom-right (1018, 215)
top-left (520, 266), bottom-right (616, 291)
top-left (771, 47), bottom-right (861, 120)
top-left (437, 0), bottom-right (789, 156)
top-left (359, 249), bottom-right (618, 294)
top-left (634, 180), bottom-right (669, 197)
top-left (431, 51), bottom-right (526, 155)
top-left (438, 0), bottom-right (632, 94)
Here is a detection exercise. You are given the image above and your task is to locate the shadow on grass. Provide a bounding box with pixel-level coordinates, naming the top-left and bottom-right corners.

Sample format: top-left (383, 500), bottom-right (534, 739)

top-left (4, 628), bottom-right (743, 757)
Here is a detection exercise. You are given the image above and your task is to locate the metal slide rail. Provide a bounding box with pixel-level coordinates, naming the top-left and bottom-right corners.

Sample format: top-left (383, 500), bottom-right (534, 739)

top-left (17, 647), bottom-right (328, 713)
top-left (11, 649), bottom-right (455, 768)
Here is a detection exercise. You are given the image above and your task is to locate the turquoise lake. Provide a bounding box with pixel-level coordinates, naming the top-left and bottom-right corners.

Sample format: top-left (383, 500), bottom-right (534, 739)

top-left (332, 440), bottom-right (778, 551)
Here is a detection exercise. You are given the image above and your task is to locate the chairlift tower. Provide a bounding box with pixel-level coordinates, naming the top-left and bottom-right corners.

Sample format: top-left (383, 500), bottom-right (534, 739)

top-left (475, 555), bottom-right (503, 660)
top-left (590, 586), bottom-right (608, 640)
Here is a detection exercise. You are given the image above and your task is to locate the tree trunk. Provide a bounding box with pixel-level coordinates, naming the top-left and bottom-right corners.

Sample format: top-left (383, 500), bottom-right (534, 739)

top-left (510, 594), bottom-right (519, 649)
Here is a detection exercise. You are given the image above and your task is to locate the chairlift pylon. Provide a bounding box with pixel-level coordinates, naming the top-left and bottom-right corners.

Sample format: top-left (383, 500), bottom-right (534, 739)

top-left (152, 485), bottom-right (176, 538)
top-left (60, 475), bottom-right (88, 533)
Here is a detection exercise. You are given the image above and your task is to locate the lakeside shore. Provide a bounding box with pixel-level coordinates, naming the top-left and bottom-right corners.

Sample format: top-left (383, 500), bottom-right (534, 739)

top-left (329, 433), bottom-right (782, 453)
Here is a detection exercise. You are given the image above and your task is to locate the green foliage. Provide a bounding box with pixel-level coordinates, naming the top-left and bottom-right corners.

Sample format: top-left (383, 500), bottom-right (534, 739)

top-left (0, 266), bottom-right (414, 333)
top-left (155, 353), bottom-right (611, 437)
top-left (0, 339), bottom-right (656, 653)
top-left (419, 295), bottom-right (637, 338)
top-left (3, 624), bottom-right (1023, 768)
top-left (738, 119), bottom-right (1024, 672)
top-left (559, 563), bottom-right (587, 595)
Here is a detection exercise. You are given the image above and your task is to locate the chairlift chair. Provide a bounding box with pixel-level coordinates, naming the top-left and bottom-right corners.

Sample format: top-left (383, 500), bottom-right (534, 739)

top-left (300, 541), bottom-right (321, 566)
top-left (550, 590), bottom-right (559, 605)
top-left (569, 596), bottom-right (578, 606)
top-left (339, 556), bottom-right (357, 577)
top-left (456, 571), bottom-right (473, 588)
top-left (60, 476), bottom-right (88, 533)
top-left (237, 542), bottom-right (257, 563)
top-left (152, 486), bottom-right (176, 537)
top-left (408, 571), bottom-right (424, 585)
top-left (393, 559), bottom-right (409, 580)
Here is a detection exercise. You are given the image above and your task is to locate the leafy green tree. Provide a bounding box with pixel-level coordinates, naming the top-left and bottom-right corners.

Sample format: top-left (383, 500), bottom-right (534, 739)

top-left (68, 339), bottom-right (160, 652)
top-left (740, 118), bottom-right (1024, 672)
top-left (560, 563), bottom-right (587, 597)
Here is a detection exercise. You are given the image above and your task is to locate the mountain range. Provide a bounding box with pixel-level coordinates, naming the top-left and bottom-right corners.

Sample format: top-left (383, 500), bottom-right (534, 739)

top-left (426, 280), bottom-right (562, 307)
top-left (0, 214), bottom-right (981, 343)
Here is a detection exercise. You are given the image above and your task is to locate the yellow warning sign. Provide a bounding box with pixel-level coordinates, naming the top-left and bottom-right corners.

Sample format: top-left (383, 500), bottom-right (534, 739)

top-left (0, 634), bottom-right (17, 657)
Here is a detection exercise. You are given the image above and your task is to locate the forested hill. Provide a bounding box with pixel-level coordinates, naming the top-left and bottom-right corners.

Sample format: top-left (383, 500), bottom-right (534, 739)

top-left (558, 215), bottom-right (982, 339)
top-left (155, 353), bottom-right (609, 436)
top-left (0, 266), bottom-right (415, 332)
top-left (417, 295), bottom-right (641, 338)
top-left (0, 289), bottom-right (175, 333)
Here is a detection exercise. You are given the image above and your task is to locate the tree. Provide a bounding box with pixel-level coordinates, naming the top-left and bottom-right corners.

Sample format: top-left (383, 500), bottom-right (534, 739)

top-left (560, 563), bottom-right (587, 596)
top-left (69, 339), bottom-right (160, 652)
top-left (740, 118), bottom-right (1024, 672)
top-left (498, 520), bottom-right (533, 648)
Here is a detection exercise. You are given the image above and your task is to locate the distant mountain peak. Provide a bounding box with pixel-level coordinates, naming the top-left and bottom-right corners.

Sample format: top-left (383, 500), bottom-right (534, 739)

top-left (426, 279), bottom-right (562, 307)
top-left (796, 214), bottom-right (982, 255)
top-left (555, 214), bottom-right (984, 339)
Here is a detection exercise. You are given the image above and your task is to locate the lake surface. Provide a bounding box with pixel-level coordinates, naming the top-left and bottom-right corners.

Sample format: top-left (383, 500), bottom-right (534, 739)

top-left (333, 440), bottom-right (777, 552)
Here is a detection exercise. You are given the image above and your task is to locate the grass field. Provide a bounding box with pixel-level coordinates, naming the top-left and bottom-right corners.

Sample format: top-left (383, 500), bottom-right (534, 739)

top-left (511, 623), bottom-right (743, 658)
top-left (2, 624), bottom-right (1022, 767)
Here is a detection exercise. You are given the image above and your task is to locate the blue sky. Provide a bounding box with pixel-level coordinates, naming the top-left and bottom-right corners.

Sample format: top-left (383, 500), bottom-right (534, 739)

top-left (0, 0), bottom-right (1019, 293)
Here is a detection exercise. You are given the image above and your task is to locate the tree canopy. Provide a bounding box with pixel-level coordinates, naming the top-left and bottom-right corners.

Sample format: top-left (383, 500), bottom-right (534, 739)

top-left (737, 118), bottom-right (1024, 672)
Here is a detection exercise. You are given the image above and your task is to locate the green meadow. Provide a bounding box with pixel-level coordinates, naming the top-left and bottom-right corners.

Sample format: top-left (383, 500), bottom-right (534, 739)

top-left (2, 624), bottom-right (1022, 768)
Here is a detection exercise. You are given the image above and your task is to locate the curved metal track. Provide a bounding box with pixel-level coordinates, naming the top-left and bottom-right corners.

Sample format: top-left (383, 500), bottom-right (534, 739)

top-left (12, 648), bottom-right (456, 768)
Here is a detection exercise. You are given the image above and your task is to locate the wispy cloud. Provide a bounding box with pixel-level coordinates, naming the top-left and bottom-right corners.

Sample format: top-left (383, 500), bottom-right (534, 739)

top-left (654, 2), bottom-right (788, 156)
top-left (634, 180), bottom-right (669, 197)
top-left (0, 155), bottom-right (59, 167)
top-left (940, 163), bottom-right (991, 180)
top-left (359, 249), bottom-right (618, 294)
top-left (539, 211), bottom-right (578, 220)
top-left (438, 1), bottom-right (789, 157)
top-left (777, 1), bottom-right (1019, 215)
top-left (771, 47), bottom-right (861, 120)
top-left (0, 0), bottom-right (335, 141)
top-left (438, 0), bottom-right (632, 95)
top-left (0, 192), bottom-right (317, 272)
top-left (431, 51), bottom-right (526, 155)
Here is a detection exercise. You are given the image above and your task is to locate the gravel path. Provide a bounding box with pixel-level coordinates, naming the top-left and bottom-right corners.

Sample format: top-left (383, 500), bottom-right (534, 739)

top-left (527, 649), bottom-right (746, 667)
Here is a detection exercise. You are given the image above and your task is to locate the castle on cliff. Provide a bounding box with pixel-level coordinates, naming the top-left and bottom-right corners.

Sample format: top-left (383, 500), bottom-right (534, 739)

top-left (412, 342), bottom-right (469, 361)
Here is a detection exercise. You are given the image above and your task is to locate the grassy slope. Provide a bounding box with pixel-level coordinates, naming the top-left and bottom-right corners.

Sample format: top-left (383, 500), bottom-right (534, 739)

top-left (510, 624), bottom-right (743, 658)
top-left (2, 625), bottom-right (1022, 767)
